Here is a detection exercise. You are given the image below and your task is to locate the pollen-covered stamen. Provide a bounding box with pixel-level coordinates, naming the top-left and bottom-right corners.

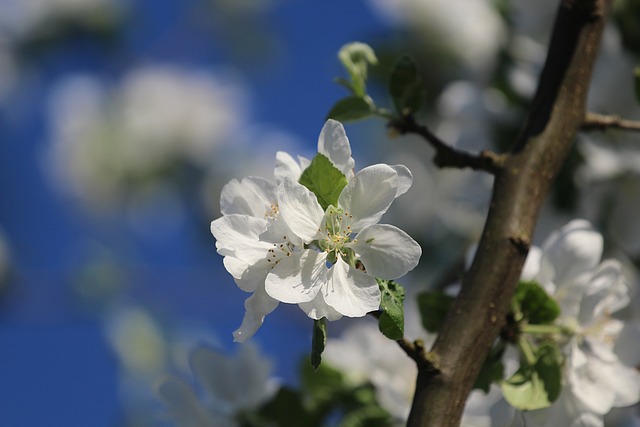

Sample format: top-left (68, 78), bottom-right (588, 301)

top-left (265, 203), bottom-right (279, 219)
top-left (321, 207), bottom-right (354, 257)
top-left (265, 239), bottom-right (295, 268)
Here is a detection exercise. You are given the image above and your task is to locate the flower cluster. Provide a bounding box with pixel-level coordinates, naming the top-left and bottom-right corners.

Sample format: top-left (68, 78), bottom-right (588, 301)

top-left (465, 219), bottom-right (640, 427)
top-left (210, 120), bottom-right (421, 341)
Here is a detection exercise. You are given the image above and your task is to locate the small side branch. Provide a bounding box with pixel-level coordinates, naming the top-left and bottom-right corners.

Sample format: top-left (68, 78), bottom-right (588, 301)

top-left (581, 112), bottom-right (640, 132)
top-left (369, 311), bottom-right (439, 372)
top-left (389, 115), bottom-right (505, 174)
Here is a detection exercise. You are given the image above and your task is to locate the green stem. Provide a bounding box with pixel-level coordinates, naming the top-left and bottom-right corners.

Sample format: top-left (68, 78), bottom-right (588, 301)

top-left (518, 337), bottom-right (536, 366)
top-left (522, 323), bottom-right (573, 336)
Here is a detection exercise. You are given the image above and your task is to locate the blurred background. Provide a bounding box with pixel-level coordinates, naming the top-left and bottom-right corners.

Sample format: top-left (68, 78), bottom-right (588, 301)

top-left (0, 0), bottom-right (639, 426)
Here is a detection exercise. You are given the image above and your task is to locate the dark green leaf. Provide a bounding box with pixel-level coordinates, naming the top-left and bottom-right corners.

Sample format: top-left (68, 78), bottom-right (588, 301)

top-left (502, 341), bottom-right (563, 410)
top-left (311, 318), bottom-right (328, 371)
top-left (299, 154), bottom-right (349, 211)
top-left (300, 357), bottom-right (345, 402)
top-left (339, 406), bottom-right (391, 427)
top-left (514, 281), bottom-right (560, 325)
top-left (377, 279), bottom-right (405, 340)
top-left (254, 387), bottom-right (321, 427)
top-left (417, 291), bottom-right (454, 333)
top-left (388, 55), bottom-right (424, 116)
top-left (326, 96), bottom-right (373, 122)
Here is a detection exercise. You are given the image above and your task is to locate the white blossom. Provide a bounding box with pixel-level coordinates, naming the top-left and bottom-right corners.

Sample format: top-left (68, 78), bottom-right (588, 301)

top-left (212, 120), bottom-right (420, 337)
top-left (264, 164), bottom-right (421, 320)
top-left (46, 67), bottom-right (246, 210)
top-left (507, 220), bottom-right (640, 426)
top-left (157, 343), bottom-right (276, 427)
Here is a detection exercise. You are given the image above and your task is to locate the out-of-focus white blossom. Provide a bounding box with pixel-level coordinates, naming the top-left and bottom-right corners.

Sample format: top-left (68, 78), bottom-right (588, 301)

top-left (46, 66), bottom-right (246, 210)
top-left (157, 343), bottom-right (277, 427)
top-left (366, 0), bottom-right (506, 74)
top-left (498, 220), bottom-right (640, 427)
top-left (324, 320), bottom-right (419, 422)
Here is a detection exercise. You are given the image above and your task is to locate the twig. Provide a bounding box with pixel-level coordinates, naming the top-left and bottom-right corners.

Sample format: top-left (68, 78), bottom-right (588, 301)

top-left (390, 115), bottom-right (505, 174)
top-left (581, 112), bottom-right (640, 132)
top-left (368, 311), bottom-right (439, 371)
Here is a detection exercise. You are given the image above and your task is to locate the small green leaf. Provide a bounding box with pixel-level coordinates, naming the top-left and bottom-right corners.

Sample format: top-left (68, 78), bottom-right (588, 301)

top-left (416, 291), bottom-right (454, 333)
top-left (377, 279), bottom-right (405, 340)
top-left (388, 55), bottom-right (424, 116)
top-left (338, 42), bottom-right (378, 97)
top-left (514, 281), bottom-right (560, 325)
top-left (634, 66), bottom-right (640, 104)
top-left (299, 154), bottom-right (349, 211)
top-left (501, 341), bottom-right (563, 410)
top-left (311, 318), bottom-right (328, 371)
top-left (326, 96), bottom-right (373, 122)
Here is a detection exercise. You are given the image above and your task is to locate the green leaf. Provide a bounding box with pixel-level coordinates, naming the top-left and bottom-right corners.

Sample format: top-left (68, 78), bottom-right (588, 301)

top-left (338, 42), bottom-right (378, 97)
top-left (326, 96), bottom-right (373, 122)
top-left (635, 66), bottom-right (640, 104)
top-left (299, 154), bottom-right (349, 211)
top-left (416, 291), bottom-right (454, 333)
top-left (311, 318), bottom-right (328, 371)
top-left (514, 281), bottom-right (560, 325)
top-left (501, 341), bottom-right (563, 410)
top-left (377, 279), bottom-right (405, 340)
top-left (254, 387), bottom-right (321, 427)
top-left (339, 406), bottom-right (391, 427)
top-left (300, 358), bottom-right (345, 402)
top-left (388, 55), bottom-right (424, 116)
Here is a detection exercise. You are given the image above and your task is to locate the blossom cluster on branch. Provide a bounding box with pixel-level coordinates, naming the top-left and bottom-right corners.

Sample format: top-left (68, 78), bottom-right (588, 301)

top-left (210, 119), bottom-right (421, 342)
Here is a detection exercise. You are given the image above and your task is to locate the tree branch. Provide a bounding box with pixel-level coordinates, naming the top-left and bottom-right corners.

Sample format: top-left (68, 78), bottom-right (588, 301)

top-left (581, 112), bottom-right (640, 131)
top-left (406, 1), bottom-right (611, 426)
top-left (369, 311), bottom-right (439, 371)
top-left (390, 115), bottom-right (505, 174)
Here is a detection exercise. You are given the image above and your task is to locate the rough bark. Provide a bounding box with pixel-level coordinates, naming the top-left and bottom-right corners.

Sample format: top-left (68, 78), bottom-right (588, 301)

top-left (406, 1), bottom-right (612, 426)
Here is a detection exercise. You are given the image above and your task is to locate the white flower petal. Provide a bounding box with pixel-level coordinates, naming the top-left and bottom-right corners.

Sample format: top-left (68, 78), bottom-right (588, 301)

top-left (568, 343), bottom-right (616, 415)
top-left (299, 293), bottom-right (343, 321)
top-left (265, 250), bottom-right (325, 304)
top-left (220, 176), bottom-right (276, 217)
top-left (277, 178), bottom-right (324, 242)
top-left (540, 219), bottom-right (603, 290)
top-left (274, 151), bottom-right (303, 183)
top-left (338, 164), bottom-right (398, 231)
top-left (223, 256), bottom-right (268, 293)
top-left (389, 164), bottom-right (413, 197)
top-left (191, 344), bottom-right (273, 410)
top-left (233, 286), bottom-right (280, 342)
top-left (210, 215), bottom-right (271, 264)
top-left (318, 119), bottom-right (355, 180)
top-left (323, 257), bottom-right (381, 317)
top-left (521, 245), bottom-right (542, 282)
top-left (578, 259), bottom-right (629, 326)
top-left (349, 224), bottom-right (421, 279)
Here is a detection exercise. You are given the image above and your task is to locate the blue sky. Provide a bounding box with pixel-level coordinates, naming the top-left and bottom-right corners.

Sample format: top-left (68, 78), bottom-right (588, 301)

top-left (0, 1), bottom-right (396, 425)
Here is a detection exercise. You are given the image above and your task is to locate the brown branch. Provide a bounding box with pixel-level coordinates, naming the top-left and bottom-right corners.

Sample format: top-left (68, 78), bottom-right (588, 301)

top-left (390, 115), bottom-right (506, 174)
top-left (368, 311), bottom-right (439, 371)
top-left (581, 112), bottom-right (640, 131)
top-left (406, 1), bottom-right (611, 426)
